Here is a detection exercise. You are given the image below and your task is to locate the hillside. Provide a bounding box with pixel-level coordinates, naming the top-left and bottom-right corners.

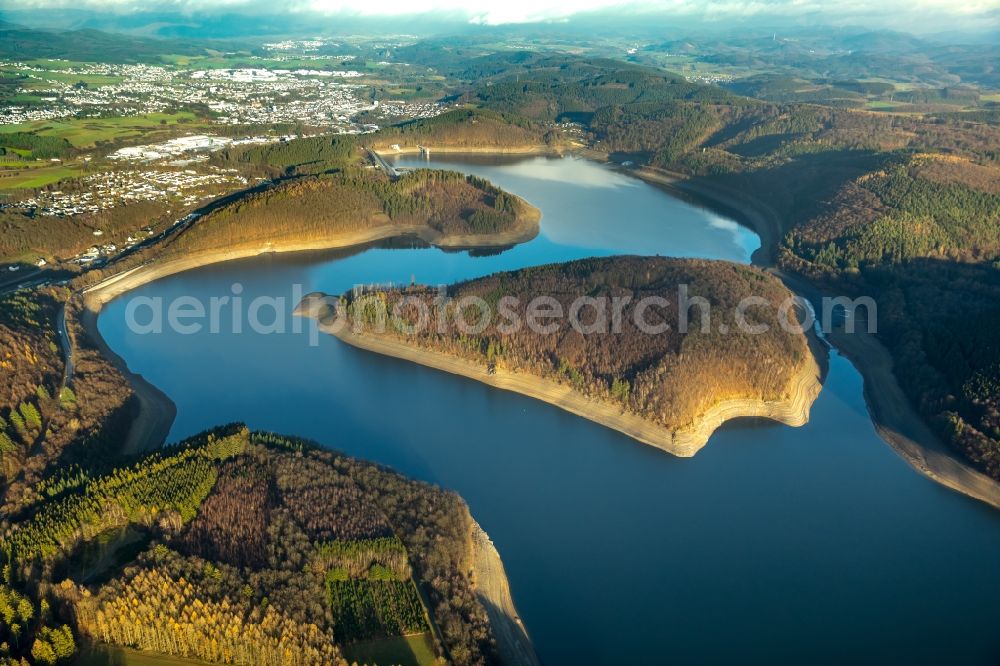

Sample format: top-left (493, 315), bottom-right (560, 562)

top-left (0, 21), bottom-right (229, 63)
top-left (0, 424), bottom-right (530, 666)
top-left (156, 167), bottom-right (540, 261)
top-left (0, 287), bottom-right (135, 515)
top-left (778, 154), bottom-right (1000, 480)
top-left (364, 108), bottom-right (555, 153)
top-left (305, 256), bottom-right (822, 455)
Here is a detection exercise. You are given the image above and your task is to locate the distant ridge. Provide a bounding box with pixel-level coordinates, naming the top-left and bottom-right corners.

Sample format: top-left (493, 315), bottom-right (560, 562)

top-left (0, 20), bottom-right (238, 62)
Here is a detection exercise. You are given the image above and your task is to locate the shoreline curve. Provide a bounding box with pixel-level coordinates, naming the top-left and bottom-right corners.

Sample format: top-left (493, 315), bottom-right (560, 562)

top-left (626, 162), bottom-right (1000, 510)
top-left (304, 310), bottom-right (823, 458)
top-left (77, 198), bottom-right (541, 454)
top-left (77, 144), bottom-right (1000, 503)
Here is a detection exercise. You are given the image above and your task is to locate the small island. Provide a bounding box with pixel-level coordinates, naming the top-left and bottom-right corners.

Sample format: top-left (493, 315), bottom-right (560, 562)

top-left (299, 256), bottom-right (823, 456)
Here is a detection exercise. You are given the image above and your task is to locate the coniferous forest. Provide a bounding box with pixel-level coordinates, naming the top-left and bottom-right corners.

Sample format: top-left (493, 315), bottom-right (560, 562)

top-left (0, 425), bottom-right (501, 666)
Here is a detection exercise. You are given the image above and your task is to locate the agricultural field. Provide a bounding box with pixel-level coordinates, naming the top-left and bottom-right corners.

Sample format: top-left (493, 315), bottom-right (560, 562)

top-left (0, 112), bottom-right (205, 148)
top-left (0, 162), bottom-right (84, 190)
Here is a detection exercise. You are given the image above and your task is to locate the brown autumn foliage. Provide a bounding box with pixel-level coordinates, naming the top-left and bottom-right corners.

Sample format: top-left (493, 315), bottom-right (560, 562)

top-left (177, 458), bottom-right (273, 569)
top-left (273, 453), bottom-right (392, 543)
top-left (50, 427), bottom-right (502, 666)
top-left (160, 168), bottom-right (525, 259)
top-left (0, 287), bottom-right (135, 517)
top-left (365, 107), bottom-right (551, 151)
top-left (342, 256), bottom-right (811, 430)
top-left (1, 200), bottom-right (181, 263)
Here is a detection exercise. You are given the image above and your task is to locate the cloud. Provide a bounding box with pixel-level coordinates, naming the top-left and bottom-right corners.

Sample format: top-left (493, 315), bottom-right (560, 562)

top-left (2, 0), bottom-right (998, 31)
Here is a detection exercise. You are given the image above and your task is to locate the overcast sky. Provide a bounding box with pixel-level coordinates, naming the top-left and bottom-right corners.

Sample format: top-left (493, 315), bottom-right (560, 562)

top-left (3, 0), bottom-right (998, 32)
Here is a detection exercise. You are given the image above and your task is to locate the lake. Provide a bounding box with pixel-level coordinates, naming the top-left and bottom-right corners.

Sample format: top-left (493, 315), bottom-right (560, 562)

top-left (99, 154), bottom-right (1000, 665)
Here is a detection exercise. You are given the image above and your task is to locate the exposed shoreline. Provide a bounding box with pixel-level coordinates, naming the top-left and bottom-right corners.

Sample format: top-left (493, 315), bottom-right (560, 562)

top-left (76, 302), bottom-right (177, 455)
top-left (778, 271), bottom-right (1000, 511)
top-left (71, 143), bottom-right (1000, 665)
top-left (76, 201), bottom-right (541, 454)
top-left (79, 144), bottom-right (997, 503)
top-left (468, 520), bottom-right (540, 666)
top-left (631, 163), bottom-right (1000, 509)
top-left (830, 325), bottom-right (1000, 510)
top-left (305, 310), bottom-right (823, 458)
top-left (71, 185), bottom-right (543, 664)
top-left (81, 202), bottom-right (541, 307)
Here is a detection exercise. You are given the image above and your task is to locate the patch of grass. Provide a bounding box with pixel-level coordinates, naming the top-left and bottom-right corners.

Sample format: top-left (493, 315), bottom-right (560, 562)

top-left (0, 164), bottom-right (82, 190)
top-left (78, 645), bottom-right (218, 666)
top-left (344, 633), bottom-right (438, 666)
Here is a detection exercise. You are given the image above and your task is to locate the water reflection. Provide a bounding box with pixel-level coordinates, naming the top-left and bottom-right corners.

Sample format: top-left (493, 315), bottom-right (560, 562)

top-left (98, 154), bottom-right (1000, 666)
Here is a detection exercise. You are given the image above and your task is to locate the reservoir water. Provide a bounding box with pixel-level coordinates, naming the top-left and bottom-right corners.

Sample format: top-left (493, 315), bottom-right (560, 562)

top-left (98, 155), bottom-right (1000, 665)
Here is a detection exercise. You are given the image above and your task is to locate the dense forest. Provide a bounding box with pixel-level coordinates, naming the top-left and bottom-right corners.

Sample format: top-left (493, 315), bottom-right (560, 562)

top-left (778, 153), bottom-right (1000, 479)
top-left (338, 256), bottom-right (812, 432)
top-left (0, 134), bottom-right (73, 161)
top-left (160, 167), bottom-right (528, 259)
top-left (455, 55), bottom-right (999, 171)
top-left (0, 45), bottom-right (997, 665)
top-left (209, 135), bottom-right (361, 178)
top-left (364, 108), bottom-right (553, 152)
top-left (0, 424), bottom-right (504, 665)
top-left (0, 288), bottom-right (134, 519)
top-left (0, 22), bottom-right (232, 64)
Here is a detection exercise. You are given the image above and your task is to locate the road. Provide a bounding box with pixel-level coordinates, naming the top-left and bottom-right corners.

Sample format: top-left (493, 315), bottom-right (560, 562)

top-left (56, 303), bottom-right (73, 389)
top-left (2, 175), bottom-right (279, 376)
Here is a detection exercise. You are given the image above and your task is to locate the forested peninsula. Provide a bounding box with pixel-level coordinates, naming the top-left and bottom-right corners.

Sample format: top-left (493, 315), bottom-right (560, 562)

top-left (301, 256), bottom-right (822, 455)
top-left (0, 424), bottom-right (536, 666)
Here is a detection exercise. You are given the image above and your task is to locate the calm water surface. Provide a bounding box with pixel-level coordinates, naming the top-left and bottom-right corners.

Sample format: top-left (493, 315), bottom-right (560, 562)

top-left (99, 155), bottom-right (1000, 665)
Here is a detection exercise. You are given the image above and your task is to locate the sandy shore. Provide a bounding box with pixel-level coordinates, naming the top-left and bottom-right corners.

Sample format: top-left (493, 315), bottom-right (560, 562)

top-left (774, 270), bottom-right (1000, 510)
top-left (828, 324), bottom-right (1000, 510)
top-left (309, 312), bottom-right (822, 457)
top-left (468, 521), bottom-right (540, 666)
top-left (76, 144), bottom-right (997, 498)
